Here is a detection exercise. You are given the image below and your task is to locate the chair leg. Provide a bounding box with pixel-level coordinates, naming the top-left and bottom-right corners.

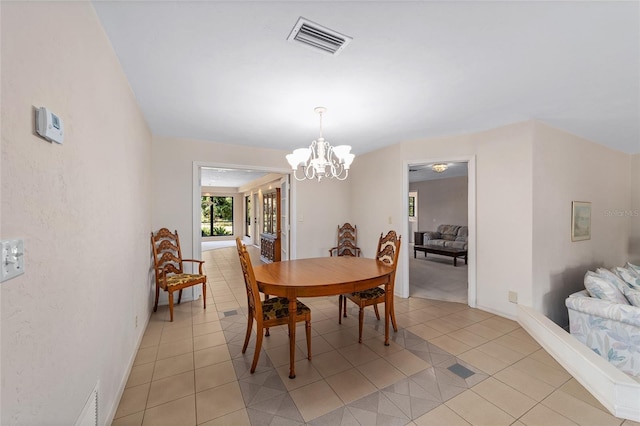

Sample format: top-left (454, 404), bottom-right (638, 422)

top-left (390, 308), bottom-right (398, 333)
top-left (305, 319), bottom-right (312, 360)
top-left (178, 289), bottom-right (183, 304)
top-left (153, 284), bottom-right (160, 312)
top-left (390, 301), bottom-right (398, 332)
top-left (242, 312), bottom-right (254, 353)
top-left (373, 304), bottom-right (381, 320)
top-left (358, 307), bottom-right (364, 343)
top-left (338, 295), bottom-right (343, 324)
top-left (168, 291), bottom-right (174, 322)
top-left (202, 282), bottom-right (207, 309)
top-left (250, 326), bottom-right (264, 374)
top-left (264, 294), bottom-right (270, 336)
top-left (343, 296), bottom-right (348, 318)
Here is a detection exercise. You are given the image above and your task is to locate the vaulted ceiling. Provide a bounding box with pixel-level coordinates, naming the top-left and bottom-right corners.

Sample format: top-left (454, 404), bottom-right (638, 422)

top-left (93, 1), bottom-right (639, 155)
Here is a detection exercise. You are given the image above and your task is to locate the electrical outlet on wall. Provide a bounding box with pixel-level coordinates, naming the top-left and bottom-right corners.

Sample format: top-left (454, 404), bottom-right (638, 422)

top-left (508, 291), bottom-right (518, 304)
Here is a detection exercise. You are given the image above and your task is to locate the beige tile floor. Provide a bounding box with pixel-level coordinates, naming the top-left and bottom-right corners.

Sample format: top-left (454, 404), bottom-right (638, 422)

top-left (113, 246), bottom-right (639, 426)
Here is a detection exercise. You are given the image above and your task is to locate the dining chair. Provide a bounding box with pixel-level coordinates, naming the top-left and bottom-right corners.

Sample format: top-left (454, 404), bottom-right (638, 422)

top-left (235, 238), bottom-right (273, 336)
top-left (329, 223), bottom-right (361, 257)
top-left (235, 238), bottom-right (312, 373)
top-left (339, 230), bottom-right (401, 343)
top-left (331, 223), bottom-right (362, 313)
top-left (151, 228), bottom-right (207, 322)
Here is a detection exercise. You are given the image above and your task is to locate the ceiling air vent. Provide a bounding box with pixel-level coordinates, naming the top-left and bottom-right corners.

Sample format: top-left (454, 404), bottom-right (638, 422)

top-left (287, 17), bottom-right (352, 56)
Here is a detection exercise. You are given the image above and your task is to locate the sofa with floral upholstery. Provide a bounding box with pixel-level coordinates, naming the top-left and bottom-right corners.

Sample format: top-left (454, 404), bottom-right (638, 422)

top-left (566, 262), bottom-right (640, 378)
top-left (414, 224), bottom-right (468, 250)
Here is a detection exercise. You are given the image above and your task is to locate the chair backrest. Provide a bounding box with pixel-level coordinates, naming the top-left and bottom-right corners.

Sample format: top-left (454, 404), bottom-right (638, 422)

top-left (151, 228), bottom-right (184, 288)
top-left (376, 230), bottom-right (402, 289)
top-left (335, 223), bottom-right (360, 256)
top-left (235, 238), bottom-right (262, 319)
top-left (235, 237), bottom-right (244, 258)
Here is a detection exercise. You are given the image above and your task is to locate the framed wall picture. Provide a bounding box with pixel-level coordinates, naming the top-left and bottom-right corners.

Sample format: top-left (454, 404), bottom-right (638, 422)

top-left (571, 201), bottom-right (591, 241)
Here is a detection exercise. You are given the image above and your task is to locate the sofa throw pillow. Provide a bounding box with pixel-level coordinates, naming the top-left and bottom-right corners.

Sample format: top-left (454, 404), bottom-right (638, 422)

top-left (584, 271), bottom-right (629, 305)
top-left (622, 285), bottom-right (640, 307)
top-left (613, 266), bottom-right (640, 290)
top-left (596, 268), bottom-right (631, 293)
top-left (626, 262), bottom-right (640, 276)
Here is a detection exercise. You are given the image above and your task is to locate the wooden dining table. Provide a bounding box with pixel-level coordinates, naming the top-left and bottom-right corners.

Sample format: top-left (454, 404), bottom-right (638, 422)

top-left (253, 256), bottom-right (395, 378)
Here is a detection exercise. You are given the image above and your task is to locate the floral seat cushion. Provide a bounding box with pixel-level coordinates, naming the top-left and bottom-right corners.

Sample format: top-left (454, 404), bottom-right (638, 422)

top-left (165, 273), bottom-right (206, 288)
top-left (262, 297), bottom-right (310, 321)
top-left (351, 286), bottom-right (385, 300)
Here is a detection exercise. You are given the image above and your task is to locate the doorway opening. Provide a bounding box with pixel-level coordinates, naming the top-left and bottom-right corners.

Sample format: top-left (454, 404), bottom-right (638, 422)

top-left (192, 162), bottom-right (296, 264)
top-left (401, 157), bottom-right (476, 307)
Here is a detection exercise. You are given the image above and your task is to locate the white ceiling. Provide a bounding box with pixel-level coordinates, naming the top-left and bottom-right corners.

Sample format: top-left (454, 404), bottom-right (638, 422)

top-left (93, 1), bottom-right (640, 155)
top-left (201, 167), bottom-right (268, 188)
top-left (409, 162), bottom-right (468, 183)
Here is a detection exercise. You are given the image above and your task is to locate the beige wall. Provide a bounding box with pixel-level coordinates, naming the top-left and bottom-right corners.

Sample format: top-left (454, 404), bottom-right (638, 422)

top-left (295, 177), bottom-right (352, 258)
top-left (390, 122), bottom-right (532, 318)
top-left (631, 154), bottom-right (640, 262)
top-left (151, 136), bottom-right (351, 261)
top-left (476, 122), bottom-right (534, 316)
top-left (350, 144), bottom-right (405, 259)
top-left (362, 121), bottom-right (634, 323)
top-left (1, 4), bottom-right (636, 422)
top-left (152, 136), bottom-right (288, 255)
top-left (531, 122), bottom-right (631, 325)
top-left (1, 2), bottom-right (4, 420)
top-left (410, 176), bottom-right (469, 231)
top-left (1, 3), bottom-right (152, 424)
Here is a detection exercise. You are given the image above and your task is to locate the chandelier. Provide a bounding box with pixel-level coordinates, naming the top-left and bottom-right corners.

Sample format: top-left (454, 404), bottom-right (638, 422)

top-left (286, 107), bottom-right (355, 181)
top-left (431, 163), bottom-right (448, 173)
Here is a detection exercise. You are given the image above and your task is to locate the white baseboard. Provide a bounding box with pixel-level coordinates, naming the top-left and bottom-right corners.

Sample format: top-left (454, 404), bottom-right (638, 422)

top-left (518, 305), bottom-right (640, 422)
top-left (104, 313), bottom-right (150, 425)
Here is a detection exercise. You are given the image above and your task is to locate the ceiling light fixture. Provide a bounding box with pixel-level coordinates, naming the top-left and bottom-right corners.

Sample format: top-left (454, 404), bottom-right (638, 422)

top-left (432, 163), bottom-right (448, 173)
top-left (286, 107), bottom-right (354, 181)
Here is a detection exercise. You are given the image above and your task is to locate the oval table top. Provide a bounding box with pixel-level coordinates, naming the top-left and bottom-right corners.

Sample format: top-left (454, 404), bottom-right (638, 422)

top-left (253, 256), bottom-right (394, 297)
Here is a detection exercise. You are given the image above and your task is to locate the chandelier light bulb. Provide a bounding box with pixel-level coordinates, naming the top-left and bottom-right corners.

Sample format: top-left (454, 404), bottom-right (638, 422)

top-left (286, 107), bottom-right (354, 182)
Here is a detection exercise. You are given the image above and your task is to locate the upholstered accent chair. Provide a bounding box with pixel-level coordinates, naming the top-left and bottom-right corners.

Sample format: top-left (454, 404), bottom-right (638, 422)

top-left (329, 223), bottom-right (361, 257)
top-left (235, 238), bottom-right (312, 373)
top-left (151, 228), bottom-right (207, 322)
top-left (339, 230), bottom-right (401, 343)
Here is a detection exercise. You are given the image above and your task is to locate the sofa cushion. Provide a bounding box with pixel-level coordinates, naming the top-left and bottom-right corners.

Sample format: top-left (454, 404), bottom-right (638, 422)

top-left (627, 262), bottom-right (640, 276)
top-left (422, 231), bottom-right (441, 241)
top-left (613, 266), bottom-right (640, 290)
top-left (584, 271), bottom-right (629, 305)
top-left (437, 224), bottom-right (460, 238)
top-left (443, 240), bottom-right (467, 250)
top-left (456, 226), bottom-right (468, 242)
top-left (596, 268), bottom-right (631, 292)
top-left (622, 286), bottom-right (640, 307)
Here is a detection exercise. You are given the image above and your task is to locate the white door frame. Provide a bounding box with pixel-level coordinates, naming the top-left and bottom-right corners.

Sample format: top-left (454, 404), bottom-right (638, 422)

top-left (400, 156), bottom-right (477, 308)
top-left (408, 190), bottom-right (418, 244)
top-left (252, 192), bottom-right (259, 246)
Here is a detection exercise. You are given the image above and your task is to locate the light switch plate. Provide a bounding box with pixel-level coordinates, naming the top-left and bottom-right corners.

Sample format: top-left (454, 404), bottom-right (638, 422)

top-left (1, 239), bottom-right (25, 282)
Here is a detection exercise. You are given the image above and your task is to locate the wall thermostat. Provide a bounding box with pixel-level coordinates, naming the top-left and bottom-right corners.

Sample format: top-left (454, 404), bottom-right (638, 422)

top-left (36, 107), bottom-right (64, 144)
